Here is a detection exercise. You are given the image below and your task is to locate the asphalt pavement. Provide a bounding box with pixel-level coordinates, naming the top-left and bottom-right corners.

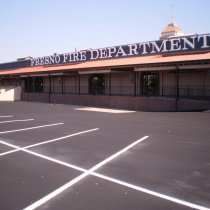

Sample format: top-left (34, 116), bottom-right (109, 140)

top-left (0, 101), bottom-right (209, 210)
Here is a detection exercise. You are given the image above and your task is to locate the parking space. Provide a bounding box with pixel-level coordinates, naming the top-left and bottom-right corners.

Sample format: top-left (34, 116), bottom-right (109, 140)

top-left (0, 151), bottom-right (82, 210)
top-left (97, 134), bottom-right (210, 207)
top-left (0, 101), bottom-right (210, 210)
top-left (36, 176), bottom-right (191, 210)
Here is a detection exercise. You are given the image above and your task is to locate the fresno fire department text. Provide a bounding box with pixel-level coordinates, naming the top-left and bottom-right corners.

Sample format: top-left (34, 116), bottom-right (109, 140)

top-left (31, 34), bottom-right (210, 67)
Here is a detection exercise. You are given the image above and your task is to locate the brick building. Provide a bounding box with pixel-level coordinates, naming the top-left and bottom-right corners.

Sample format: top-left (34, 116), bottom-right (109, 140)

top-left (0, 25), bottom-right (210, 111)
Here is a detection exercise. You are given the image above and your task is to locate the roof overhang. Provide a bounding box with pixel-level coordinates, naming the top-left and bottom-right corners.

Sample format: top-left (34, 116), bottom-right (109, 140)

top-left (79, 68), bottom-right (111, 75)
top-left (0, 52), bottom-right (210, 76)
top-left (135, 66), bottom-right (176, 71)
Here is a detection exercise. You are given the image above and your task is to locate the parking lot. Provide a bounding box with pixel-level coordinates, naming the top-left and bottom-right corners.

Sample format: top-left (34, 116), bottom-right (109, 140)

top-left (0, 101), bottom-right (210, 210)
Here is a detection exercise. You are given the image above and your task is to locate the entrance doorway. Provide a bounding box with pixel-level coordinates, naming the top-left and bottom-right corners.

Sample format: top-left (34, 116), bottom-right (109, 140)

top-left (89, 74), bottom-right (105, 95)
top-left (141, 72), bottom-right (159, 96)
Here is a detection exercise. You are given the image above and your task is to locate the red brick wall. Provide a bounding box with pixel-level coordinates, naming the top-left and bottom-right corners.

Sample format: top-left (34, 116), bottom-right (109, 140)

top-left (22, 93), bottom-right (49, 103)
top-left (177, 99), bottom-right (210, 111)
top-left (21, 93), bottom-right (210, 112)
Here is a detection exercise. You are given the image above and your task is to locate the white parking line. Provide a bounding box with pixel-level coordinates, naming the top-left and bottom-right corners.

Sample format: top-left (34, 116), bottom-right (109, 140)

top-left (0, 115), bottom-right (13, 118)
top-left (23, 136), bottom-right (149, 210)
top-left (92, 173), bottom-right (210, 210)
top-left (0, 140), bottom-right (86, 173)
top-left (0, 119), bottom-right (34, 124)
top-left (0, 137), bottom-right (209, 210)
top-left (0, 122), bottom-right (64, 134)
top-left (0, 128), bottom-right (99, 157)
top-left (0, 149), bottom-right (19, 157)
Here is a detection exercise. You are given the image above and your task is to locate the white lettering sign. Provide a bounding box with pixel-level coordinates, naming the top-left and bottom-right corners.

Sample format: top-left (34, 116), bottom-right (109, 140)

top-left (30, 34), bottom-right (210, 67)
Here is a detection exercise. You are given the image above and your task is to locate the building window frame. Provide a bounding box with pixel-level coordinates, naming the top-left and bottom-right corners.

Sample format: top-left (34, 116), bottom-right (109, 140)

top-left (89, 74), bottom-right (105, 95)
top-left (141, 72), bottom-right (160, 96)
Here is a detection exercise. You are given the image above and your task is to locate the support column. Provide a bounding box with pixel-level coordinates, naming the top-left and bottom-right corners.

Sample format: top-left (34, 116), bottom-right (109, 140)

top-left (61, 75), bottom-right (64, 94)
top-left (134, 71), bottom-right (137, 97)
top-left (176, 65), bottom-right (180, 111)
top-left (161, 72), bottom-right (164, 96)
top-left (78, 74), bottom-right (81, 95)
top-left (203, 70), bottom-right (205, 98)
top-left (109, 72), bottom-right (112, 96)
top-left (27, 75), bottom-right (30, 101)
top-left (49, 75), bottom-right (51, 103)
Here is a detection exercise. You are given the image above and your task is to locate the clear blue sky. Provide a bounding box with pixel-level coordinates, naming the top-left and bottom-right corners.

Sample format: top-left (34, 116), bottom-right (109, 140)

top-left (0, 0), bottom-right (210, 63)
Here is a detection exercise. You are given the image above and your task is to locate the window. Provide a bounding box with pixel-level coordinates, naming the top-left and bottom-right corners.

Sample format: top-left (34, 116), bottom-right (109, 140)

top-left (24, 77), bottom-right (43, 93)
top-left (34, 77), bottom-right (43, 92)
top-left (141, 72), bottom-right (159, 96)
top-left (24, 78), bottom-right (33, 93)
top-left (89, 74), bottom-right (105, 95)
